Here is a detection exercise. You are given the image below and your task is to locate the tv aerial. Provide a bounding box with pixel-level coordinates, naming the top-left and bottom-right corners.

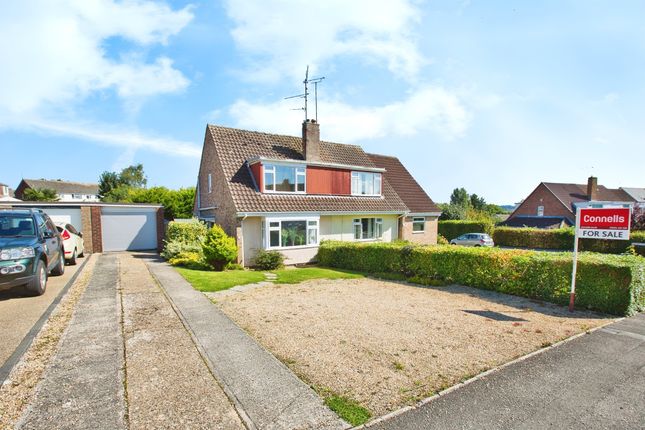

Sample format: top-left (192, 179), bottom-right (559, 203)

top-left (284, 65), bottom-right (325, 121)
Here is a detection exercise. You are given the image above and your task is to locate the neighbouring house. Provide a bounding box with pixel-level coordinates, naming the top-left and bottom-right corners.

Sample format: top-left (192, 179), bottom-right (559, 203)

top-left (194, 120), bottom-right (441, 266)
top-left (504, 176), bottom-right (639, 229)
top-left (0, 182), bottom-right (20, 202)
top-left (14, 179), bottom-right (100, 202)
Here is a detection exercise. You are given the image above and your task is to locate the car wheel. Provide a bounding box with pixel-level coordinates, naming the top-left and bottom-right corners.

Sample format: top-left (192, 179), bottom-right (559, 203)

top-left (51, 251), bottom-right (65, 276)
top-left (69, 248), bottom-right (77, 266)
top-left (78, 248), bottom-right (84, 258)
top-left (450, 243), bottom-right (456, 245)
top-left (26, 260), bottom-right (47, 296)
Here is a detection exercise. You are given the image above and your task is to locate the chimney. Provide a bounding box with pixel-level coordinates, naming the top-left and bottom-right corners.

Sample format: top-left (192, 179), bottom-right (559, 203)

top-left (302, 119), bottom-right (321, 162)
top-left (587, 176), bottom-right (598, 201)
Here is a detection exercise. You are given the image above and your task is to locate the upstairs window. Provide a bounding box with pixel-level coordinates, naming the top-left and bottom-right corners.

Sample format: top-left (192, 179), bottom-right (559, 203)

top-left (353, 218), bottom-right (383, 240)
top-left (264, 164), bottom-right (306, 193)
top-left (351, 172), bottom-right (382, 196)
top-left (208, 174), bottom-right (212, 193)
top-left (537, 205), bottom-right (544, 217)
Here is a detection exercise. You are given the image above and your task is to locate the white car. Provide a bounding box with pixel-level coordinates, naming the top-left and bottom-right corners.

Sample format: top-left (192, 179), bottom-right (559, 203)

top-left (55, 223), bottom-right (84, 265)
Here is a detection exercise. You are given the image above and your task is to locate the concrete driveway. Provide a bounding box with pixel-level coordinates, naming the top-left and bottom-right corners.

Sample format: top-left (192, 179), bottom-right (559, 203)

top-left (0, 257), bottom-right (87, 368)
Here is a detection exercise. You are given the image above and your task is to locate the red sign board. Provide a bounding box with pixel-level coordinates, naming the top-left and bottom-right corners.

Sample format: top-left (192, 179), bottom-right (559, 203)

top-left (579, 207), bottom-right (631, 230)
top-left (577, 207), bottom-right (631, 240)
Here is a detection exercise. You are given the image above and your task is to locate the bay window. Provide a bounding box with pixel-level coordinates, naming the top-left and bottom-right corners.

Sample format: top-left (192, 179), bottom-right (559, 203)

top-left (265, 217), bottom-right (319, 249)
top-left (351, 171), bottom-right (381, 196)
top-left (264, 164), bottom-right (306, 193)
top-left (353, 218), bottom-right (383, 240)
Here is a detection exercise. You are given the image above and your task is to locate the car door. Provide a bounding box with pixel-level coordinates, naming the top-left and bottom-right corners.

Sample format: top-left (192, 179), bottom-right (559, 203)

top-left (66, 223), bottom-right (83, 255)
top-left (36, 214), bottom-right (60, 270)
top-left (466, 234), bottom-right (477, 246)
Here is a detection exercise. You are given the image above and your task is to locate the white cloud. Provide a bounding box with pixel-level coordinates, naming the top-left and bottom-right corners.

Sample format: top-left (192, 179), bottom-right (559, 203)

top-left (224, 0), bottom-right (424, 82)
top-left (0, 0), bottom-right (193, 114)
top-left (229, 86), bottom-right (470, 142)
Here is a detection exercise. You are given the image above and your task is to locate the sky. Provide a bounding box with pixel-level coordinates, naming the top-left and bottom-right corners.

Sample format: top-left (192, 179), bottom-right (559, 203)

top-left (1, 0), bottom-right (643, 205)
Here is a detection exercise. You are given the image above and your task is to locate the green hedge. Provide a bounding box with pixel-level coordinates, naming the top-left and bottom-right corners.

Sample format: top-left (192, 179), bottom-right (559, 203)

top-left (317, 241), bottom-right (645, 316)
top-left (438, 220), bottom-right (494, 241)
top-left (493, 227), bottom-right (645, 254)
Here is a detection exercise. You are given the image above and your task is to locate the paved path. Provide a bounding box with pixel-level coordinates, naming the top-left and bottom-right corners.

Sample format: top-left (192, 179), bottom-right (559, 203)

top-left (146, 256), bottom-right (347, 430)
top-left (368, 313), bottom-right (645, 430)
top-left (16, 254), bottom-right (126, 430)
top-left (0, 256), bottom-right (86, 374)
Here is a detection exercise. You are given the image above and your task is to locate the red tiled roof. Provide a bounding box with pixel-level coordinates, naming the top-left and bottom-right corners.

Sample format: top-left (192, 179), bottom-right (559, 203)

top-left (208, 125), bottom-right (409, 214)
top-left (543, 182), bottom-right (634, 214)
top-left (366, 153), bottom-right (440, 214)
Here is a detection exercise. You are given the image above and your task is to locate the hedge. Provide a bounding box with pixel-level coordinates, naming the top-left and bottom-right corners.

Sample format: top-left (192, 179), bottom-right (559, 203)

top-left (493, 227), bottom-right (645, 254)
top-left (438, 220), bottom-right (494, 241)
top-left (317, 241), bottom-right (645, 316)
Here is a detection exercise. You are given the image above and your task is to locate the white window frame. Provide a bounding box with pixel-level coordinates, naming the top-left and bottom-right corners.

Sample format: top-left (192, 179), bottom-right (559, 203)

top-left (412, 217), bottom-right (425, 233)
top-left (1, 186), bottom-right (8, 195)
top-left (537, 205), bottom-right (544, 217)
top-left (208, 174), bottom-right (212, 194)
top-left (263, 216), bottom-right (319, 249)
top-left (351, 171), bottom-right (382, 196)
top-left (353, 217), bottom-right (383, 240)
top-left (263, 163), bottom-right (306, 194)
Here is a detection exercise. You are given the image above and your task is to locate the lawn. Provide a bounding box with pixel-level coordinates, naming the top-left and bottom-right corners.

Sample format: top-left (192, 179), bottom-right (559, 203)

top-left (175, 266), bottom-right (363, 292)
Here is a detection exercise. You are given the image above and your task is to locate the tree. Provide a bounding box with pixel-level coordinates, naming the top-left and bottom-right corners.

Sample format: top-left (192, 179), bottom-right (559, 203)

top-left (449, 188), bottom-right (470, 207)
top-left (119, 164), bottom-right (147, 188)
top-left (633, 205), bottom-right (645, 231)
top-left (470, 193), bottom-right (486, 211)
top-left (98, 171), bottom-right (121, 198)
top-left (22, 188), bottom-right (59, 202)
top-left (104, 186), bottom-right (196, 220)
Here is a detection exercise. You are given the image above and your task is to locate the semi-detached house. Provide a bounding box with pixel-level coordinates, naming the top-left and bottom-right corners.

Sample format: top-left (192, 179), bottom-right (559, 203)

top-left (195, 120), bottom-right (441, 266)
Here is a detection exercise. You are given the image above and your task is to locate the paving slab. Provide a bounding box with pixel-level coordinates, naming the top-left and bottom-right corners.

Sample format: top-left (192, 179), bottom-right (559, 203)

top-left (145, 257), bottom-right (347, 430)
top-left (16, 254), bottom-right (126, 430)
top-left (367, 313), bottom-right (645, 430)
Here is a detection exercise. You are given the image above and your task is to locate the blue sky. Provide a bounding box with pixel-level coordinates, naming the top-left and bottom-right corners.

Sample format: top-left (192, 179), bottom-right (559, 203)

top-left (1, 0), bottom-right (643, 204)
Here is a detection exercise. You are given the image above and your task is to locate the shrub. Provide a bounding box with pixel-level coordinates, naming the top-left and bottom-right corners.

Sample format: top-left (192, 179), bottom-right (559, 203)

top-left (225, 262), bottom-right (245, 271)
top-left (162, 220), bottom-right (208, 260)
top-left (318, 241), bottom-right (645, 316)
top-left (438, 220), bottom-right (494, 241)
top-left (437, 234), bottom-right (449, 245)
top-left (168, 251), bottom-right (212, 270)
top-left (202, 225), bottom-right (238, 271)
top-left (253, 249), bottom-right (285, 270)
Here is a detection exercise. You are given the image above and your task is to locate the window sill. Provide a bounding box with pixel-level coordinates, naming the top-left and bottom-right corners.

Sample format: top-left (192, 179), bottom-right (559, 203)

top-left (266, 244), bottom-right (319, 251)
top-left (412, 231), bottom-right (425, 234)
top-left (354, 238), bottom-right (383, 242)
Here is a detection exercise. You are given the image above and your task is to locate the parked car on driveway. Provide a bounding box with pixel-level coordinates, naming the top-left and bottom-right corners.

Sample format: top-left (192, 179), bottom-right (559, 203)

top-left (450, 233), bottom-right (494, 247)
top-left (0, 209), bottom-right (65, 295)
top-left (56, 223), bottom-right (84, 265)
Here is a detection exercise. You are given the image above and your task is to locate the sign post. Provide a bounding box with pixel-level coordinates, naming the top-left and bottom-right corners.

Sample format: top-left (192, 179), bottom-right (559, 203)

top-left (569, 204), bottom-right (631, 312)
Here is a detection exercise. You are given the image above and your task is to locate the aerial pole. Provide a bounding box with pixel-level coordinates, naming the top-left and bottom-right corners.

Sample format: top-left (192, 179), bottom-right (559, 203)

top-left (284, 66), bottom-right (325, 121)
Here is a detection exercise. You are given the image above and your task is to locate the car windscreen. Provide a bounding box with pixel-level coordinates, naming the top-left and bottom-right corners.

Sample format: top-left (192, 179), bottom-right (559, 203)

top-left (0, 215), bottom-right (36, 237)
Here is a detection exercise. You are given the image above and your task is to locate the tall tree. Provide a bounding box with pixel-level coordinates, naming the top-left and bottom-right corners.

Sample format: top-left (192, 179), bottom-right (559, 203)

top-left (470, 193), bottom-right (486, 211)
top-left (23, 188), bottom-right (59, 202)
top-left (449, 188), bottom-right (470, 207)
top-left (98, 171), bottom-right (121, 198)
top-left (119, 164), bottom-right (147, 188)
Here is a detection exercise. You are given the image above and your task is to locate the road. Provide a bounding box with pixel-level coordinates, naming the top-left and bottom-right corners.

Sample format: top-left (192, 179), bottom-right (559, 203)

top-left (0, 257), bottom-right (86, 368)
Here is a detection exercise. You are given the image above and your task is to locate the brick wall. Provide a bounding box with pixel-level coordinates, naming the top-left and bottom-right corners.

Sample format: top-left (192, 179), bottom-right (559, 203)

top-left (400, 216), bottom-right (438, 245)
top-left (90, 207), bottom-right (103, 253)
top-left (196, 127), bottom-right (241, 237)
top-left (156, 208), bottom-right (165, 252)
top-left (80, 206), bottom-right (93, 253)
top-left (510, 183), bottom-right (574, 221)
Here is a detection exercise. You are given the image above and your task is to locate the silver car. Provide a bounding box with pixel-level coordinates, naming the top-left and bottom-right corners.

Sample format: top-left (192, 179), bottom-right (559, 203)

top-left (450, 233), bottom-right (494, 247)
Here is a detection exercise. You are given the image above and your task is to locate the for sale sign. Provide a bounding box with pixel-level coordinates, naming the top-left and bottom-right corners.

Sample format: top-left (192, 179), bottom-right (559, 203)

top-left (577, 207), bottom-right (631, 240)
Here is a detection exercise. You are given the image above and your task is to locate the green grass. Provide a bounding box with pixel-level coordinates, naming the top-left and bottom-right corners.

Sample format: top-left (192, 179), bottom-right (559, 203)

top-left (273, 267), bottom-right (363, 284)
top-left (175, 266), bottom-right (363, 292)
top-left (175, 267), bottom-right (266, 292)
top-left (323, 394), bottom-right (371, 426)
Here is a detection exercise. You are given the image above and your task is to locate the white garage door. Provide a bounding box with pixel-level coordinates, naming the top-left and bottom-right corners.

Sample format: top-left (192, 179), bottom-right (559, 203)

top-left (101, 207), bottom-right (158, 252)
top-left (41, 208), bottom-right (83, 232)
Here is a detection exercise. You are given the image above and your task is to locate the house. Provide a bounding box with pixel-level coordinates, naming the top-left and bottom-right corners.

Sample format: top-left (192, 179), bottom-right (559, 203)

top-left (504, 176), bottom-right (637, 228)
top-left (0, 182), bottom-right (20, 202)
top-left (195, 120), bottom-right (441, 266)
top-left (15, 179), bottom-right (100, 202)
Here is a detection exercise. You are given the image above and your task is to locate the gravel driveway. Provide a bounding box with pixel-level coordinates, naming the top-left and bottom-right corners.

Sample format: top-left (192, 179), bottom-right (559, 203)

top-left (216, 278), bottom-right (614, 416)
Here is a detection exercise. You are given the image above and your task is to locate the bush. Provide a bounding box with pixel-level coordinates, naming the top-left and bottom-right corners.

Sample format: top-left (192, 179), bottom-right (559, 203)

top-left (162, 220), bottom-right (208, 260)
top-left (493, 227), bottom-right (645, 254)
top-left (318, 241), bottom-right (645, 316)
top-left (168, 251), bottom-right (212, 270)
top-left (202, 225), bottom-right (238, 271)
top-left (437, 234), bottom-right (449, 245)
top-left (253, 249), bottom-right (285, 270)
top-left (438, 220), bottom-right (494, 241)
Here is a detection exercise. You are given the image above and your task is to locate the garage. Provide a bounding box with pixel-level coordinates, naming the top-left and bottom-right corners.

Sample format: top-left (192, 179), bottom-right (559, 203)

top-left (101, 206), bottom-right (160, 252)
top-left (40, 207), bottom-right (83, 232)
